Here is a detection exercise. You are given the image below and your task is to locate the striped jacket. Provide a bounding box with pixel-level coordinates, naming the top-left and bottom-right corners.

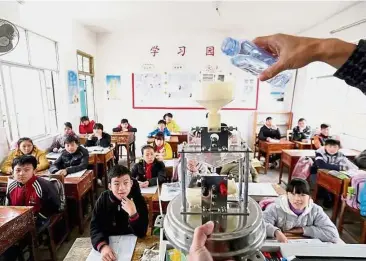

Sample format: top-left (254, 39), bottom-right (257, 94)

top-left (314, 147), bottom-right (358, 172)
top-left (6, 175), bottom-right (60, 219)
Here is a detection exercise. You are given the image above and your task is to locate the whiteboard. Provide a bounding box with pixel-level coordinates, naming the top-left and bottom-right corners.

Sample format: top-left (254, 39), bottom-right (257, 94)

top-left (132, 72), bottom-right (258, 110)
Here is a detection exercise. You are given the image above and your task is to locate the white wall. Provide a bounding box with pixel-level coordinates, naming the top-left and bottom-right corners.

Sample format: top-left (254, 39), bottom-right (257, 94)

top-left (0, 2), bottom-right (97, 155)
top-left (95, 30), bottom-right (295, 154)
top-left (292, 1), bottom-right (366, 151)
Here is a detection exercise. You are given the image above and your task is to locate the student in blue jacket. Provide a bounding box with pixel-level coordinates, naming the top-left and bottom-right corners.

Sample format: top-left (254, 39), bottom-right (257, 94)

top-left (148, 120), bottom-right (171, 137)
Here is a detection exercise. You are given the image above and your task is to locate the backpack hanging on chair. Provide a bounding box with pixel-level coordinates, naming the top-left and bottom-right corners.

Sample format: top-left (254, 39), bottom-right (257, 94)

top-left (292, 156), bottom-right (314, 180)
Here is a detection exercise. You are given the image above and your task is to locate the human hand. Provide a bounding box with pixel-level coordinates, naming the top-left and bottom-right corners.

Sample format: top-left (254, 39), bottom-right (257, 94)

top-left (138, 181), bottom-right (149, 188)
top-left (266, 137), bottom-right (271, 142)
top-left (285, 227), bottom-right (304, 235)
top-left (275, 230), bottom-right (288, 243)
top-left (252, 34), bottom-right (356, 81)
top-left (121, 197), bottom-right (137, 216)
top-left (188, 221), bottom-right (214, 261)
top-left (100, 245), bottom-right (117, 261)
top-left (53, 148), bottom-right (58, 153)
top-left (155, 154), bottom-right (164, 161)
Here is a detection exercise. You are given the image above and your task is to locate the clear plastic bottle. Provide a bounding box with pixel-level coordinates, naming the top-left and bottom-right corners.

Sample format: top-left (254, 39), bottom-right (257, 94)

top-left (221, 37), bottom-right (292, 88)
top-left (360, 183), bottom-right (366, 216)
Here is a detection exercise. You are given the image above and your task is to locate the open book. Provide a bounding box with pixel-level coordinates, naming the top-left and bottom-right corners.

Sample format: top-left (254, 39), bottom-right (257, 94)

top-left (86, 235), bottom-right (137, 261)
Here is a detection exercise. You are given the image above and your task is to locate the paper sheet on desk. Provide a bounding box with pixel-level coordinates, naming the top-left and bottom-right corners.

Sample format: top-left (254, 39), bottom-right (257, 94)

top-left (67, 169), bottom-right (86, 178)
top-left (141, 186), bottom-right (158, 194)
top-left (163, 159), bottom-right (176, 168)
top-left (265, 238), bottom-right (323, 244)
top-left (86, 235), bottom-right (137, 261)
top-left (160, 182), bottom-right (180, 201)
top-left (86, 146), bottom-right (108, 153)
top-left (46, 152), bottom-right (62, 160)
top-left (236, 183), bottom-right (278, 197)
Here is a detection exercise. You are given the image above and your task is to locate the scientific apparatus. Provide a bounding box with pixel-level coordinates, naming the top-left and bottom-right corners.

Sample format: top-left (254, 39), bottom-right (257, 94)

top-left (163, 80), bottom-right (266, 261)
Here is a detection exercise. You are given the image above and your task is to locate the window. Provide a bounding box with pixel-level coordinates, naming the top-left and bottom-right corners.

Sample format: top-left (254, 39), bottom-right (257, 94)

top-left (0, 25), bottom-right (58, 142)
top-left (77, 51), bottom-right (95, 120)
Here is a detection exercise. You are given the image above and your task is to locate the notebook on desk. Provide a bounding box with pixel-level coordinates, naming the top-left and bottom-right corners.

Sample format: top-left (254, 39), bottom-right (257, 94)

top-left (66, 169), bottom-right (86, 178)
top-left (86, 235), bottom-right (137, 261)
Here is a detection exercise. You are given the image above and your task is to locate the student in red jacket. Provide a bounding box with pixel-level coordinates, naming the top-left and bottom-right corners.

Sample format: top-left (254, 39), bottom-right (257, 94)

top-left (79, 116), bottom-right (95, 134)
top-left (112, 119), bottom-right (134, 132)
top-left (3, 155), bottom-right (60, 261)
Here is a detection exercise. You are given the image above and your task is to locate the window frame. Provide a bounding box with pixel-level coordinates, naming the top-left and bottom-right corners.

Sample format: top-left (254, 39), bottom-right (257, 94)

top-left (0, 24), bottom-right (59, 142)
top-left (77, 50), bottom-right (96, 119)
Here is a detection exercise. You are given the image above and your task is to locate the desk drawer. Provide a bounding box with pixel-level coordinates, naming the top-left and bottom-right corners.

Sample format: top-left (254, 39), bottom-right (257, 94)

top-left (77, 175), bottom-right (92, 198)
top-left (65, 174), bottom-right (92, 199)
top-left (318, 172), bottom-right (343, 195)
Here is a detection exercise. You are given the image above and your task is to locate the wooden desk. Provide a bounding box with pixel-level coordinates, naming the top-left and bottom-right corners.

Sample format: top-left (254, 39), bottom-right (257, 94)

top-left (0, 206), bottom-right (38, 260)
top-left (171, 131), bottom-right (188, 144)
top-left (313, 169), bottom-right (345, 223)
top-left (78, 135), bottom-right (87, 145)
top-left (279, 149), bottom-right (360, 185)
top-left (294, 141), bottom-right (313, 150)
top-left (90, 146), bottom-right (115, 189)
top-left (258, 141), bottom-right (295, 174)
top-left (63, 235), bottom-right (159, 261)
top-left (64, 170), bottom-right (94, 234)
top-left (147, 136), bottom-right (179, 158)
top-left (111, 132), bottom-right (135, 167)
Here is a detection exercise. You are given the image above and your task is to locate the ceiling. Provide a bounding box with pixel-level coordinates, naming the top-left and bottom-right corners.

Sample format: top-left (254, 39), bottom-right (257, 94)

top-left (24, 1), bottom-right (360, 36)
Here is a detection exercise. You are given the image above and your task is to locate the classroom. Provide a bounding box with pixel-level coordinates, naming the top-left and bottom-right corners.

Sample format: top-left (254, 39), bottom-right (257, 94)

top-left (0, 1), bottom-right (366, 261)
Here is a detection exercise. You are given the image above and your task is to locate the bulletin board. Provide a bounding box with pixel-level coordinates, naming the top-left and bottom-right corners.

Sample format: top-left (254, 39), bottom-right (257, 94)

top-left (131, 72), bottom-right (259, 110)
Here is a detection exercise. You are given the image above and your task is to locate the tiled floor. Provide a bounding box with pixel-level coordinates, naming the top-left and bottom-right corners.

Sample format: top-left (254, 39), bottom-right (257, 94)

top-left (49, 162), bottom-right (362, 260)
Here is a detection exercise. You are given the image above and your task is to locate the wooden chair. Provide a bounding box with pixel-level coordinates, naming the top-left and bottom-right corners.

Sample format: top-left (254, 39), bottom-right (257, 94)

top-left (286, 129), bottom-right (293, 141)
top-left (337, 178), bottom-right (366, 243)
top-left (38, 173), bottom-right (70, 261)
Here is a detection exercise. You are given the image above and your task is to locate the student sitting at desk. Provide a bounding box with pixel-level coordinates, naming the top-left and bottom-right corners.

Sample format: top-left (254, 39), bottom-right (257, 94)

top-left (1, 137), bottom-right (49, 175)
top-left (79, 116), bottom-right (95, 134)
top-left (313, 123), bottom-right (332, 149)
top-left (258, 117), bottom-right (281, 168)
top-left (258, 117), bottom-right (281, 142)
top-left (263, 178), bottom-right (340, 243)
top-left (312, 139), bottom-right (358, 208)
top-left (314, 139), bottom-right (357, 173)
top-left (49, 135), bottom-right (89, 176)
top-left (163, 112), bottom-right (180, 132)
top-left (47, 122), bottom-right (78, 153)
top-left (131, 145), bottom-right (166, 188)
top-left (90, 165), bottom-right (148, 260)
top-left (112, 118), bottom-right (135, 132)
top-left (292, 118), bottom-right (311, 142)
top-left (86, 123), bottom-right (111, 148)
top-left (148, 120), bottom-right (171, 137)
top-left (2, 155), bottom-right (61, 261)
top-left (152, 132), bottom-right (173, 161)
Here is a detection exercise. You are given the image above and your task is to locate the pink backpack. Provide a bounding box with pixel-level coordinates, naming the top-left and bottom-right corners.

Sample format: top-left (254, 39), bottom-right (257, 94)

top-left (346, 170), bottom-right (366, 209)
top-left (292, 156), bottom-right (314, 180)
top-left (259, 198), bottom-right (276, 210)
